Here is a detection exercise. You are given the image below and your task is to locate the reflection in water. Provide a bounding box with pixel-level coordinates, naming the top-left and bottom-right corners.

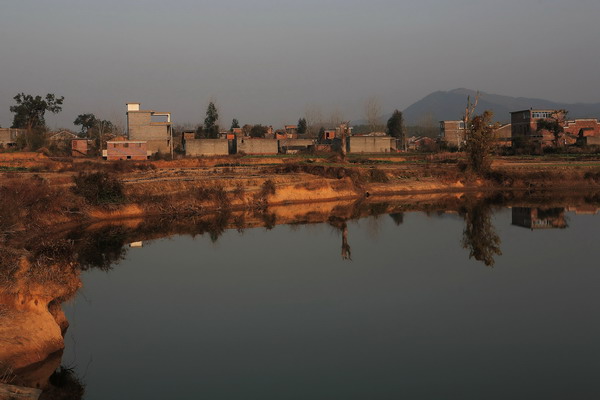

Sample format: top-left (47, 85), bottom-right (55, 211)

top-left (1, 191), bottom-right (600, 397)
top-left (461, 201), bottom-right (502, 267)
top-left (512, 207), bottom-right (568, 230)
top-left (329, 218), bottom-right (352, 261)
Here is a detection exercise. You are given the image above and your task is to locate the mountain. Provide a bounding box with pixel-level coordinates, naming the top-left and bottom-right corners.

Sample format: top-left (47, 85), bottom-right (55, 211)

top-left (400, 88), bottom-right (600, 125)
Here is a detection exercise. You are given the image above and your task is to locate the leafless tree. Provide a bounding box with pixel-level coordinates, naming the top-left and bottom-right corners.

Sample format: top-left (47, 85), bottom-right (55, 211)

top-left (365, 96), bottom-right (383, 133)
top-left (329, 107), bottom-right (344, 127)
top-left (305, 104), bottom-right (323, 137)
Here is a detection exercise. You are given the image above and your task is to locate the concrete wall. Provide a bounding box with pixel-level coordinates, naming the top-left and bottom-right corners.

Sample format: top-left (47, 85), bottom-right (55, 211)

top-left (278, 139), bottom-right (314, 154)
top-left (348, 136), bottom-right (394, 153)
top-left (145, 139), bottom-right (170, 154)
top-left (237, 138), bottom-right (278, 154)
top-left (128, 111), bottom-right (170, 141)
top-left (186, 139), bottom-right (229, 156)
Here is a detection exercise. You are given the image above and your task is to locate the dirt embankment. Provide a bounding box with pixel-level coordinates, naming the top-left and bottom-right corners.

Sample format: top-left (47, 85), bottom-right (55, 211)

top-left (2, 152), bottom-right (600, 227)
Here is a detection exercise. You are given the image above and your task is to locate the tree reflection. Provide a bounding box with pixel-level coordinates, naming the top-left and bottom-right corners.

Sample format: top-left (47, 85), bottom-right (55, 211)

top-left (329, 218), bottom-right (352, 261)
top-left (461, 201), bottom-right (502, 267)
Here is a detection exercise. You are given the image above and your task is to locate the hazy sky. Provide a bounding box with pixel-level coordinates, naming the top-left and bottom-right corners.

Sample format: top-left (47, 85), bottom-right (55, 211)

top-left (1, 0), bottom-right (599, 130)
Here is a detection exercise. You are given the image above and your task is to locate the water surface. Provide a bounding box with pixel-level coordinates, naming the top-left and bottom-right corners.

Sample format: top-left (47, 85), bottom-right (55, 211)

top-left (60, 206), bottom-right (600, 399)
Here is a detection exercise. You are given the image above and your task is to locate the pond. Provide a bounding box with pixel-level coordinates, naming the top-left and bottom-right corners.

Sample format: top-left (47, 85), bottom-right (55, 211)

top-left (54, 203), bottom-right (600, 399)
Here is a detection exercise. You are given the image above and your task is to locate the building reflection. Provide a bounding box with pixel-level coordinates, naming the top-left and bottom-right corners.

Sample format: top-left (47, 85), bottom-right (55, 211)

top-left (512, 207), bottom-right (567, 230)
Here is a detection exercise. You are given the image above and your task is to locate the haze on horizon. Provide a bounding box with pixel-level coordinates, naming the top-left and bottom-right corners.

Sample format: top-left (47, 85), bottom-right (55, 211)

top-left (1, 0), bottom-right (599, 130)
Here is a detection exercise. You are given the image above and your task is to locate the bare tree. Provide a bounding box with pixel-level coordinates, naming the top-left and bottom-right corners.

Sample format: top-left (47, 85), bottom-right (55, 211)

top-left (305, 104), bottom-right (323, 137)
top-left (329, 107), bottom-right (344, 127)
top-left (365, 96), bottom-right (383, 133)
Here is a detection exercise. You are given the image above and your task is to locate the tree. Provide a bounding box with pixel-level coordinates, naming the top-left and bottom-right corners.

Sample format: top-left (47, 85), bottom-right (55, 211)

top-left (297, 118), bottom-right (307, 135)
top-left (74, 113), bottom-right (98, 136)
top-left (387, 110), bottom-right (405, 150)
top-left (249, 124), bottom-right (268, 138)
top-left (464, 110), bottom-right (497, 174)
top-left (305, 104), bottom-right (323, 137)
top-left (230, 118), bottom-right (240, 131)
top-left (74, 114), bottom-right (114, 155)
top-left (537, 110), bottom-right (567, 147)
top-left (364, 96), bottom-right (383, 133)
top-left (204, 101), bottom-right (219, 138)
top-left (10, 93), bottom-right (64, 132)
top-left (241, 124), bottom-right (252, 137)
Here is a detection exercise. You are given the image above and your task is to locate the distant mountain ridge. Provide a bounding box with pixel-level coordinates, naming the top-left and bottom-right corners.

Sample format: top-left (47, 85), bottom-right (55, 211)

top-left (400, 88), bottom-right (600, 125)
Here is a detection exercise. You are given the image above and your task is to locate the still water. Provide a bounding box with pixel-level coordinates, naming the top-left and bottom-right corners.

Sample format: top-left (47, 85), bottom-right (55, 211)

top-left (61, 207), bottom-right (600, 399)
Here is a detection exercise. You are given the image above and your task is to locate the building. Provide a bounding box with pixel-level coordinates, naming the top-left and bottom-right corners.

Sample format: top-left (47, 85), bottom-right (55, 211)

top-left (284, 125), bottom-right (298, 138)
top-left (126, 103), bottom-right (172, 155)
top-left (103, 140), bottom-right (150, 161)
top-left (323, 129), bottom-right (337, 140)
top-left (347, 136), bottom-right (394, 153)
top-left (439, 120), bottom-right (465, 148)
top-left (563, 119), bottom-right (600, 145)
top-left (0, 128), bottom-right (26, 148)
top-left (71, 139), bottom-right (90, 157)
top-left (510, 109), bottom-right (566, 147)
top-left (47, 130), bottom-right (78, 142)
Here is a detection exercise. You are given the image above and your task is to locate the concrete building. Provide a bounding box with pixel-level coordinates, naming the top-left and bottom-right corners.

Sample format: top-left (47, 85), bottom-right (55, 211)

top-left (236, 138), bottom-right (278, 154)
top-left (511, 109), bottom-right (566, 147)
top-left (126, 103), bottom-right (172, 155)
top-left (103, 140), bottom-right (150, 161)
top-left (0, 128), bottom-right (26, 147)
top-left (439, 120), bottom-right (465, 148)
top-left (186, 139), bottom-right (229, 156)
top-left (347, 136), bottom-right (394, 153)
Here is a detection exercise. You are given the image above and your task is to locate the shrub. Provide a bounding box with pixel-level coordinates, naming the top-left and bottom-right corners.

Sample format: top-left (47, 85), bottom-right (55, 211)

top-left (260, 180), bottom-right (276, 198)
top-left (369, 168), bottom-right (389, 183)
top-left (72, 172), bottom-right (125, 204)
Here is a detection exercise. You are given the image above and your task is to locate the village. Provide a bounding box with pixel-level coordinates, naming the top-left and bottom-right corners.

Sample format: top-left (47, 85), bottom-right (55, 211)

top-left (2, 100), bottom-right (600, 161)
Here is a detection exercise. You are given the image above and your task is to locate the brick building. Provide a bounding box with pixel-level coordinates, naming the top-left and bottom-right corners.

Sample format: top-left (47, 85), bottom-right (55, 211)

top-left (439, 120), bottom-right (465, 148)
top-left (511, 109), bottom-right (567, 147)
top-left (71, 139), bottom-right (90, 157)
top-left (563, 118), bottom-right (600, 145)
top-left (126, 103), bottom-right (172, 155)
top-left (103, 140), bottom-right (149, 161)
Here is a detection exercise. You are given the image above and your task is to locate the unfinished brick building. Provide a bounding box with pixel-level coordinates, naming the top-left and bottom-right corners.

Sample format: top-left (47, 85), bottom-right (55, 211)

top-left (511, 109), bottom-right (567, 147)
top-left (126, 103), bottom-right (172, 155)
top-left (103, 140), bottom-right (149, 161)
top-left (439, 120), bottom-right (465, 148)
top-left (563, 119), bottom-right (600, 145)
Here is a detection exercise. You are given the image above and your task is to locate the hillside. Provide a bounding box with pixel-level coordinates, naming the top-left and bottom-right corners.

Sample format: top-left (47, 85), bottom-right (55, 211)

top-left (400, 88), bottom-right (600, 124)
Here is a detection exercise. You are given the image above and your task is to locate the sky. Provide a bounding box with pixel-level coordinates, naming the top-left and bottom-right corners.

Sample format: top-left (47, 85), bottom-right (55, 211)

top-left (1, 0), bottom-right (599, 130)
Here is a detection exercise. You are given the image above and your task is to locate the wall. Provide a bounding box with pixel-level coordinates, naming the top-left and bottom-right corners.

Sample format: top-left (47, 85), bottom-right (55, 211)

top-left (278, 139), bottom-right (314, 154)
top-left (128, 111), bottom-right (170, 141)
top-left (186, 139), bottom-right (229, 156)
top-left (236, 138), bottom-right (278, 154)
top-left (0, 128), bottom-right (26, 147)
top-left (347, 137), bottom-right (394, 153)
top-left (105, 141), bottom-right (148, 161)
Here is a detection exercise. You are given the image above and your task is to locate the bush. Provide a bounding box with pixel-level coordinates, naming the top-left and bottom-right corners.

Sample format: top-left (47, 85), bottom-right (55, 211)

top-left (260, 180), bottom-right (276, 198)
top-left (72, 172), bottom-right (125, 204)
top-left (369, 168), bottom-right (389, 183)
